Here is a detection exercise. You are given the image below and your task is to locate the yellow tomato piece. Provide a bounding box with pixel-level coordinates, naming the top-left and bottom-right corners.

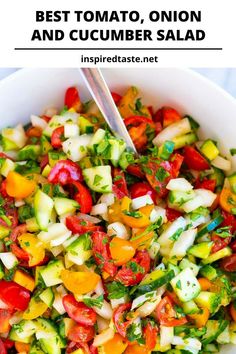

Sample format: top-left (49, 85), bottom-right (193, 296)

top-left (108, 200), bottom-right (122, 223)
top-left (23, 297), bottom-right (48, 320)
top-left (15, 342), bottom-right (30, 353)
top-left (121, 197), bottom-right (151, 228)
top-left (61, 270), bottom-right (100, 294)
top-left (13, 269), bottom-right (35, 292)
top-left (101, 333), bottom-right (128, 354)
top-left (18, 233), bottom-right (45, 267)
top-left (188, 306), bottom-right (210, 328)
top-left (125, 343), bottom-right (150, 354)
top-left (6, 171), bottom-right (36, 199)
top-left (131, 229), bottom-right (155, 250)
top-left (198, 277), bottom-right (212, 291)
top-left (110, 237), bottom-right (135, 266)
top-left (219, 188), bottom-right (236, 214)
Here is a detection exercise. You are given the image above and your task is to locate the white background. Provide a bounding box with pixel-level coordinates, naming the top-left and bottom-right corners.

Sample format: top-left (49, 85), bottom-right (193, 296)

top-left (0, 0), bottom-right (235, 67)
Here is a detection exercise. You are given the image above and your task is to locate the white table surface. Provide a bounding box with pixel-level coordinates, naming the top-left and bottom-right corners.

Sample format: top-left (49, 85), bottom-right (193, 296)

top-left (0, 68), bottom-right (236, 98)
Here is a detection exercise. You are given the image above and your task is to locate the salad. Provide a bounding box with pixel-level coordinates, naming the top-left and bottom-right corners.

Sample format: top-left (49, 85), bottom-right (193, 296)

top-left (0, 85), bottom-right (236, 354)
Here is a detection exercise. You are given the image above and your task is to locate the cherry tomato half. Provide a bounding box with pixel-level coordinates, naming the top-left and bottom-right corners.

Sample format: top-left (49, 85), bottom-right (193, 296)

top-left (66, 216), bottom-right (103, 234)
top-left (183, 146), bottom-right (209, 171)
top-left (130, 182), bottom-right (157, 204)
top-left (155, 296), bottom-right (188, 327)
top-left (113, 168), bottom-right (128, 198)
top-left (113, 303), bottom-right (132, 337)
top-left (220, 254), bottom-right (236, 272)
top-left (63, 294), bottom-right (97, 326)
top-left (0, 280), bottom-right (30, 311)
top-left (68, 323), bottom-right (95, 343)
top-left (51, 126), bottom-right (65, 149)
top-left (48, 160), bottom-right (83, 185)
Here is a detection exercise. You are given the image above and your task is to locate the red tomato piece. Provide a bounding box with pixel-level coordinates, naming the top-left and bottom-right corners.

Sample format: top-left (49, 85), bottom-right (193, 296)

top-left (211, 234), bottom-right (231, 254)
top-left (113, 168), bottom-right (128, 197)
top-left (0, 196), bottom-right (18, 229)
top-left (155, 296), bottom-right (188, 327)
top-left (154, 107), bottom-right (181, 127)
top-left (195, 178), bottom-right (216, 192)
top-left (220, 254), bottom-right (236, 272)
top-left (111, 92), bottom-right (122, 105)
top-left (221, 210), bottom-right (236, 234)
top-left (0, 338), bottom-right (7, 354)
top-left (65, 87), bottom-right (81, 110)
top-left (166, 207), bottom-right (183, 222)
top-left (10, 243), bottom-right (29, 261)
top-left (40, 154), bottom-right (49, 171)
top-left (0, 281), bottom-right (30, 311)
top-left (51, 126), bottom-right (65, 149)
top-left (113, 303), bottom-right (132, 337)
top-left (183, 146), bottom-right (210, 171)
top-left (2, 339), bottom-right (14, 350)
top-left (48, 160), bottom-right (83, 185)
top-left (68, 324), bottom-right (95, 343)
top-left (126, 164), bottom-right (145, 179)
top-left (66, 216), bottom-right (103, 234)
top-left (230, 240), bottom-right (236, 252)
top-left (91, 231), bottom-right (117, 277)
top-left (69, 181), bottom-right (93, 214)
top-left (124, 116), bottom-right (156, 152)
top-left (0, 309), bottom-right (13, 333)
top-left (143, 322), bottom-right (158, 350)
top-left (63, 294), bottom-right (96, 326)
top-left (115, 251), bottom-right (150, 286)
top-left (130, 182), bottom-right (157, 204)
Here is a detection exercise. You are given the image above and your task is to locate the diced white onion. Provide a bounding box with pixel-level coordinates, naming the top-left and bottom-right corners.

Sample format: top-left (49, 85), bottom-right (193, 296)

top-left (38, 223), bottom-right (71, 246)
top-left (0, 252), bottom-right (18, 269)
top-left (158, 217), bottom-right (187, 246)
top-left (77, 213), bottom-right (101, 224)
top-left (95, 280), bottom-right (105, 296)
top-left (131, 291), bottom-right (157, 310)
top-left (110, 296), bottom-right (128, 309)
top-left (107, 222), bottom-right (129, 240)
top-left (14, 199), bottom-right (25, 207)
top-left (150, 206), bottom-right (167, 224)
top-left (136, 296), bottom-right (161, 318)
top-left (62, 134), bottom-right (92, 162)
top-left (56, 285), bottom-right (67, 296)
top-left (31, 114), bottom-right (47, 130)
top-left (131, 195), bottom-right (153, 210)
top-left (182, 195), bottom-right (204, 213)
top-left (170, 228), bottom-right (197, 258)
top-left (97, 316), bottom-right (110, 333)
top-left (62, 235), bottom-right (78, 248)
top-left (160, 326), bottom-right (174, 347)
top-left (93, 299), bottom-right (113, 320)
top-left (185, 214), bottom-right (210, 229)
top-left (195, 189), bottom-right (216, 207)
top-left (93, 327), bottom-right (115, 347)
top-left (91, 203), bottom-right (108, 216)
top-left (211, 155), bottom-right (232, 171)
top-left (166, 178), bottom-right (193, 192)
top-left (153, 118), bottom-right (191, 146)
top-left (100, 193), bottom-right (115, 207)
top-left (64, 123), bottom-right (79, 138)
top-left (53, 293), bottom-right (66, 315)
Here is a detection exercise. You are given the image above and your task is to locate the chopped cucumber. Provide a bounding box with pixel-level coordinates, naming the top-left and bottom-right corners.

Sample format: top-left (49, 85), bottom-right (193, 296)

top-left (108, 138), bottom-right (127, 166)
top-left (83, 165), bottom-right (112, 193)
top-left (89, 128), bottom-right (106, 152)
top-left (9, 320), bottom-right (36, 343)
top-left (1, 158), bottom-right (15, 177)
top-left (40, 259), bottom-right (65, 287)
top-left (182, 300), bottom-right (200, 315)
top-left (0, 225), bottom-right (10, 239)
top-left (201, 247), bottom-right (232, 265)
top-left (200, 139), bottom-right (219, 161)
top-left (2, 124), bottom-right (27, 149)
top-left (202, 320), bottom-right (228, 344)
top-left (54, 197), bottom-right (79, 216)
top-left (217, 325), bottom-right (230, 344)
top-left (209, 167), bottom-right (225, 189)
top-left (29, 341), bottom-right (45, 354)
top-left (172, 132), bottom-right (198, 149)
top-left (66, 233), bottom-right (92, 265)
top-left (62, 134), bottom-right (92, 162)
top-left (197, 211), bottom-right (224, 238)
top-left (119, 151), bottom-right (135, 170)
top-left (40, 135), bottom-right (52, 155)
top-left (44, 113), bottom-right (78, 137)
top-left (187, 242), bottom-right (213, 259)
top-left (39, 287), bottom-right (55, 307)
top-left (179, 258), bottom-right (200, 276)
top-left (195, 291), bottom-right (221, 314)
top-left (18, 145), bottom-right (41, 161)
top-left (170, 268), bottom-right (201, 302)
top-left (34, 189), bottom-right (54, 231)
top-left (200, 265), bottom-right (218, 281)
top-left (59, 318), bottom-right (75, 338)
top-left (133, 269), bottom-right (175, 295)
top-left (48, 151), bottom-right (67, 167)
top-left (78, 116), bottom-right (94, 134)
top-left (228, 172), bottom-right (236, 193)
top-left (168, 190), bottom-right (195, 207)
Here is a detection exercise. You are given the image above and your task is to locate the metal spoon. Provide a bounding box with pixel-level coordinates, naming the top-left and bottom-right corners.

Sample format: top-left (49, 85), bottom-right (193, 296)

top-left (80, 68), bottom-right (137, 154)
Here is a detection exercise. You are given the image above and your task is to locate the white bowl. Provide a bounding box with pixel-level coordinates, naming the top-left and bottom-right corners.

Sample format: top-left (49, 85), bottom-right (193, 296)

top-left (0, 68), bottom-right (235, 353)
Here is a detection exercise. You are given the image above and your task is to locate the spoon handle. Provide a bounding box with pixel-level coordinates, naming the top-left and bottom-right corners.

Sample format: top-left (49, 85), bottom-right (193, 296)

top-left (80, 68), bottom-right (137, 154)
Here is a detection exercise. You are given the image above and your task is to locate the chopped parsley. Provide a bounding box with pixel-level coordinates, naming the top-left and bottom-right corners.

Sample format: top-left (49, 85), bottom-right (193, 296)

top-left (230, 148), bottom-right (236, 156)
top-left (107, 281), bottom-right (128, 299)
top-left (83, 295), bottom-right (104, 309)
top-left (155, 166), bottom-right (169, 182)
top-left (123, 210), bottom-right (142, 218)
